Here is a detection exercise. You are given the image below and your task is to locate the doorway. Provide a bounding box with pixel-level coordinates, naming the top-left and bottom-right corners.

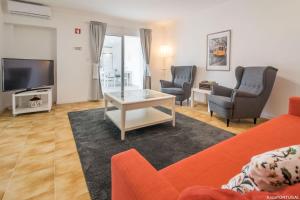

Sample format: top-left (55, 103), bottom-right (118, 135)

top-left (100, 35), bottom-right (143, 93)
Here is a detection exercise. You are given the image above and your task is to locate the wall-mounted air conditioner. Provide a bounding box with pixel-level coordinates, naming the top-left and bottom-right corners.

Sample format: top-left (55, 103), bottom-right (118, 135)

top-left (7, 0), bottom-right (52, 19)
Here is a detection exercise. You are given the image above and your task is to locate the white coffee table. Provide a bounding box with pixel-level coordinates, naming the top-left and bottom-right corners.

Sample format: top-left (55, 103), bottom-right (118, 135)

top-left (104, 89), bottom-right (176, 140)
top-left (191, 88), bottom-right (212, 112)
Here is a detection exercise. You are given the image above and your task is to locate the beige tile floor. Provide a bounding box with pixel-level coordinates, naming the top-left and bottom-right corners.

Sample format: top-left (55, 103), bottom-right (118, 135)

top-left (0, 101), bottom-right (266, 200)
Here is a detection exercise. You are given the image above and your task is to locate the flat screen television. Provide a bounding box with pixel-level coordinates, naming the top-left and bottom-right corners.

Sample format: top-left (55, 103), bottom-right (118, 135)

top-left (1, 58), bottom-right (54, 92)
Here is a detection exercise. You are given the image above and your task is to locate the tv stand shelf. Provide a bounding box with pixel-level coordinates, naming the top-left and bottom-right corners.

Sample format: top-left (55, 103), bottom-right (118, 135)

top-left (12, 88), bottom-right (52, 116)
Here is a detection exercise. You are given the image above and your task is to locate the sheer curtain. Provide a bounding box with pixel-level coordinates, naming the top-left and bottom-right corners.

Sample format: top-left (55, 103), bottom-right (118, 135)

top-left (90, 21), bottom-right (107, 100)
top-left (139, 28), bottom-right (152, 89)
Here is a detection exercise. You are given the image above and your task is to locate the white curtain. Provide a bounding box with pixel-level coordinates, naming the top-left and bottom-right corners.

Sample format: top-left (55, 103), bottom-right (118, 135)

top-left (90, 21), bottom-right (107, 100)
top-left (139, 28), bottom-right (152, 89)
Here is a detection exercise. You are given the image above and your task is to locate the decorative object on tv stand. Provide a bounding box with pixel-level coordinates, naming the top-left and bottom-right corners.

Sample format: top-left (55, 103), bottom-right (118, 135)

top-left (28, 96), bottom-right (42, 108)
top-left (206, 30), bottom-right (231, 71)
top-left (199, 81), bottom-right (217, 90)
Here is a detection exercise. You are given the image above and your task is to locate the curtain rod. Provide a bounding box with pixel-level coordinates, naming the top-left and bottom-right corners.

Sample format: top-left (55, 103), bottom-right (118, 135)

top-left (87, 21), bottom-right (148, 30)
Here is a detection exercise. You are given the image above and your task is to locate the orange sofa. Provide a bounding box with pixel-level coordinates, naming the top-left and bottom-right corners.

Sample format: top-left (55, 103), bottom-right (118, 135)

top-left (111, 97), bottom-right (300, 200)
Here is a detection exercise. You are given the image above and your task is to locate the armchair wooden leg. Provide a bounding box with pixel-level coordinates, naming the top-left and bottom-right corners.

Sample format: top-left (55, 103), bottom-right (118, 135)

top-left (210, 111), bottom-right (213, 117)
top-left (254, 118), bottom-right (257, 124)
top-left (226, 119), bottom-right (230, 127)
top-left (180, 101), bottom-right (183, 106)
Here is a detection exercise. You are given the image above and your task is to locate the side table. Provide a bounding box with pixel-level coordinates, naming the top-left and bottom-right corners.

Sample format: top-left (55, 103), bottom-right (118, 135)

top-left (191, 88), bottom-right (211, 112)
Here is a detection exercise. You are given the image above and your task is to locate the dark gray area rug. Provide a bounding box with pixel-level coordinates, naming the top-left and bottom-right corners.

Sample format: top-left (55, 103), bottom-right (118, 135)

top-left (68, 107), bottom-right (234, 200)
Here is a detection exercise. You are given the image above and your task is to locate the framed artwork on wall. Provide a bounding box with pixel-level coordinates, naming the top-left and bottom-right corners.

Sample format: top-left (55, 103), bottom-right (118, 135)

top-left (206, 30), bottom-right (231, 71)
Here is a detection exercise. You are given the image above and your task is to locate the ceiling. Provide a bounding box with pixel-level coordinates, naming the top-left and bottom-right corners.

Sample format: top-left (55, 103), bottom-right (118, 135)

top-left (21, 0), bottom-right (228, 22)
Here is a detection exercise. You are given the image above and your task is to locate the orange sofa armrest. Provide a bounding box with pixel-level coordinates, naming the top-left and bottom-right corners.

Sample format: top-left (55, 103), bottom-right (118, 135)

top-left (111, 149), bottom-right (179, 200)
top-left (289, 97), bottom-right (300, 117)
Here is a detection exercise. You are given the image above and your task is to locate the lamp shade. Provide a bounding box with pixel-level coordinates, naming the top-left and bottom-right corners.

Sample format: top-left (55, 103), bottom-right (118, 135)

top-left (160, 45), bottom-right (172, 57)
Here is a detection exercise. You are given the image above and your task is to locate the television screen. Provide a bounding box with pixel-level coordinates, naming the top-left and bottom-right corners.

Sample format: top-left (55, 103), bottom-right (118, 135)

top-left (2, 58), bottom-right (54, 92)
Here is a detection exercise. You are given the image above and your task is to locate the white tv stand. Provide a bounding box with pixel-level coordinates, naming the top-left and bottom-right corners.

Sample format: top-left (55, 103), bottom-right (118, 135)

top-left (12, 88), bottom-right (52, 116)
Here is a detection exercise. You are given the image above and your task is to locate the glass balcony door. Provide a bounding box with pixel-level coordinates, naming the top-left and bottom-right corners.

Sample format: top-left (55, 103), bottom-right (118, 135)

top-left (124, 36), bottom-right (144, 90)
top-left (100, 35), bottom-right (122, 92)
top-left (100, 35), bottom-right (143, 93)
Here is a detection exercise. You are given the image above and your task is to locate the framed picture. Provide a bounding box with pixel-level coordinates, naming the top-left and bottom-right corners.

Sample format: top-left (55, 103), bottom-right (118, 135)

top-left (206, 30), bottom-right (231, 71)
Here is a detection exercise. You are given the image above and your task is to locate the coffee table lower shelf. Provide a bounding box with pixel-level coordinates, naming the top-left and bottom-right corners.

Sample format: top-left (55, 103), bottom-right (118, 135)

top-left (106, 107), bottom-right (173, 134)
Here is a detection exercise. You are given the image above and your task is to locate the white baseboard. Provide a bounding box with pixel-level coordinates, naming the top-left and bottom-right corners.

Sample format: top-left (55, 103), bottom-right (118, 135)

top-left (261, 112), bottom-right (276, 119)
top-left (56, 98), bottom-right (92, 105)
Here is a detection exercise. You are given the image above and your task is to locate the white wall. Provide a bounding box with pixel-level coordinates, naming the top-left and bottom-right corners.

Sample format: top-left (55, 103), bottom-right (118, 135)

top-left (4, 25), bottom-right (56, 59)
top-left (165, 0), bottom-right (300, 117)
top-left (2, 7), bottom-right (146, 105)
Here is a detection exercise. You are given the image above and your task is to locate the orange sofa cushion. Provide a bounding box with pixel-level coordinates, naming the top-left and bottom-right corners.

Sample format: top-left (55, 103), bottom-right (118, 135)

top-left (289, 96), bottom-right (300, 117)
top-left (178, 186), bottom-right (247, 200)
top-left (159, 114), bottom-right (300, 193)
top-left (111, 149), bottom-right (179, 200)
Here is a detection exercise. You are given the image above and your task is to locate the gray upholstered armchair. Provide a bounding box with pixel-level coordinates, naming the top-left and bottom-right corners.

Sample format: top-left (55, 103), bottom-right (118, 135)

top-left (208, 66), bottom-right (278, 126)
top-left (160, 66), bottom-right (197, 106)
